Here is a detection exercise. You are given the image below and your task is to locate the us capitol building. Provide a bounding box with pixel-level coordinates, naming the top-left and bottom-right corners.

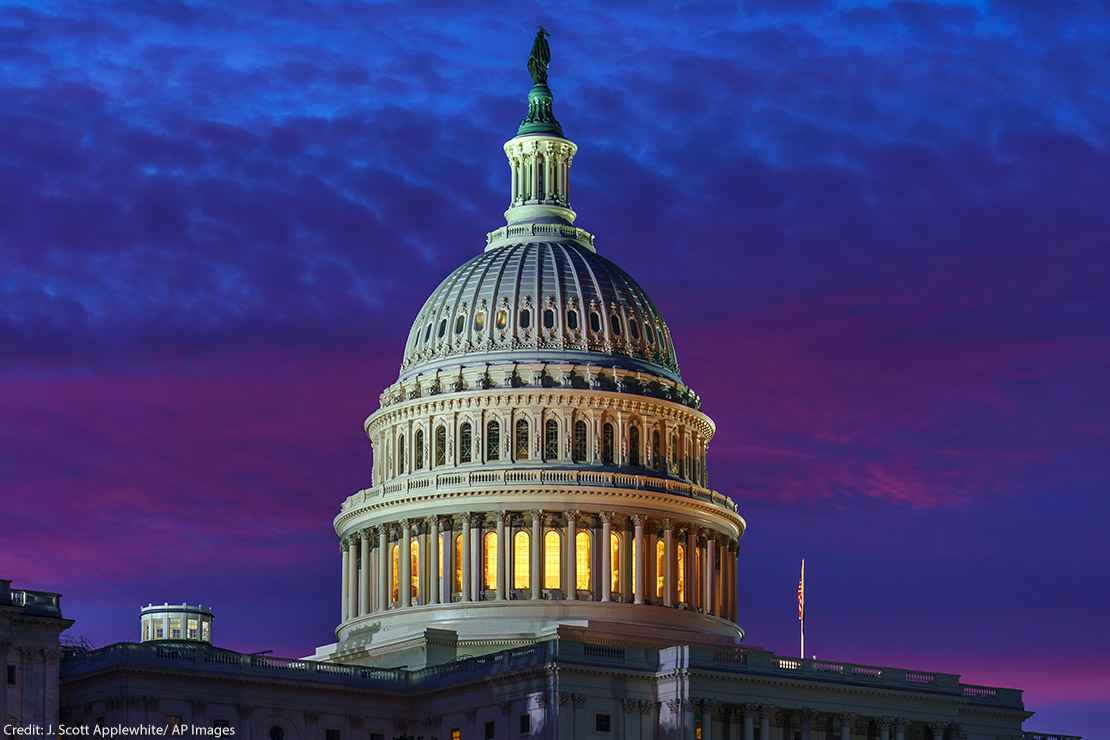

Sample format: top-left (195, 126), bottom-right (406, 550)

top-left (7, 30), bottom-right (1077, 740)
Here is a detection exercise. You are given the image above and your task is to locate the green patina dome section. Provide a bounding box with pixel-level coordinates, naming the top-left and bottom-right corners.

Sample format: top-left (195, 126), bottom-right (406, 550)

top-left (517, 27), bottom-right (565, 138)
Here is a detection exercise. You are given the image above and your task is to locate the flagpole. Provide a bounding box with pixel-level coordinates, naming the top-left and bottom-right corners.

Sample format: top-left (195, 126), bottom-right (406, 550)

top-left (799, 558), bottom-right (805, 659)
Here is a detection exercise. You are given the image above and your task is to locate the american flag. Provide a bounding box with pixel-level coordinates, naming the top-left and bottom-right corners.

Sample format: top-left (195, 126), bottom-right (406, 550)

top-left (796, 558), bottom-right (805, 622)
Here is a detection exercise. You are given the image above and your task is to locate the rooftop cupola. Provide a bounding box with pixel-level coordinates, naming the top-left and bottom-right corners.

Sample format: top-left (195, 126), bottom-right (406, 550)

top-left (499, 28), bottom-right (580, 234)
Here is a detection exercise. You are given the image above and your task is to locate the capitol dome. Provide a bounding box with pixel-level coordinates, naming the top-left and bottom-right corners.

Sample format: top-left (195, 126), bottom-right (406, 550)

top-left (321, 30), bottom-right (745, 667)
top-left (399, 241), bottom-right (681, 383)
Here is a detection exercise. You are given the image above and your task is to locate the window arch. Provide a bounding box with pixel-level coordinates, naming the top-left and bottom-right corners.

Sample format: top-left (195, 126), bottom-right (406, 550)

top-left (544, 418), bottom-right (559, 460)
top-left (652, 430), bottom-right (662, 471)
top-left (414, 429), bottom-right (425, 470)
top-left (397, 434), bottom-right (406, 474)
top-left (453, 534), bottom-right (464, 594)
top-left (390, 543), bottom-right (400, 604)
top-left (610, 532), bottom-right (621, 594)
top-left (572, 420), bottom-right (587, 462)
top-left (543, 530), bottom-right (561, 589)
top-left (459, 422), bottom-right (472, 464)
top-left (515, 419), bottom-right (530, 460)
top-left (513, 530), bottom-right (530, 590)
top-left (602, 423), bottom-right (615, 465)
top-left (434, 425), bottom-right (446, 467)
top-left (483, 531), bottom-right (498, 591)
top-left (575, 530), bottom-right (591, 591)
top-left (656, 539), bottom-right (665, 599)
top-left (486, 421), bottom-right (500, 461)
top-left (676, 543), bottom-right (687, 604)
top-left (410, 539), bottom-right (420, 601)
top-left (629, 425), bottom-right (641, 466)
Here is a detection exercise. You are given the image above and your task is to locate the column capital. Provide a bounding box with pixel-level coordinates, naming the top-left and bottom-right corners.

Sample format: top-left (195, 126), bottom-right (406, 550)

top-left (598, 511), bottom-right (613, 524)
top-left (662, 517), bottom-right (673, 530)
top-left (632, 513), bottom-right (646, 527)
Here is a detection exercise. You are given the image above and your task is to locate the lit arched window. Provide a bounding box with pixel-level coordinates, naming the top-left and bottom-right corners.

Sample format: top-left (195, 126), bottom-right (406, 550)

top-left (603, 423), bottom-right (615, 465)
top-left (459, 422), bottom-right (472, 463)
top-left (515, 419), bottom-right (530, 460)
top-left (544, 418), bottom-right (559, 460)
top-left (486, 421), bottom-right (500, 461)
top-left (438, 535), bottom-right (444, 583)
top-left (513, 530), bottom-right (530, 590)
top-left (572, 420), bottom-right (587, 462)
top-left (483, 531), bottom-right (498, 591)
top-left (415, 429), bottom-right (425, 470)
top-left (652, 430), bottom-right (662, 471)
top-left (390, 543), bottom-right (400, 604)
top-left (410, 539), bottom-right (420, 601)
top-left (543, 530), bottom-right (561, 589)
top-left (495, 309), bottom-right (508, 330)
top-left (454, 534), bottom-right (463, 594)
top-left (610, 532), bottom-right (621, 593)
top-left (676, 543), bottom-right (687, 604)
top-left (397, 434), bottom-right (406, 474)
top-left (473, 311), bottom-right (486, 331)
top-left (575, 530), bottom-right (591, 591)
top-left (656, 540), bottom-right (665, 599)
top-left (629, 425), bottom-right (641, 466)
top-left (434, 425), bottom-right (446, 467)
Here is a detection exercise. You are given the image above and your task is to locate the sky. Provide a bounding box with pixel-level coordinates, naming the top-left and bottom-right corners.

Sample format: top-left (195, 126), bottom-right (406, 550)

top-left (1, 0), bottom-right (1108, 734)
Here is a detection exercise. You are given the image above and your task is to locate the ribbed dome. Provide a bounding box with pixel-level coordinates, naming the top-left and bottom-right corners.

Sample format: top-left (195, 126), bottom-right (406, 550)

top-left (399, 241), bottom-right (680, 382)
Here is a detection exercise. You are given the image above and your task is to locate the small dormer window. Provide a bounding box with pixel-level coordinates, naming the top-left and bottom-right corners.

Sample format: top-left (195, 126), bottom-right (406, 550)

top-left (455, 315), bottom-right (465, 334)
top-left (589, 311), bottom-right (601, 333)
top-left (438, 319), bottom-right (447, 338)
top-left (543, 309), bottom-right (555, 329)
top-left (424, 323), bottom-right (433, 342)
top-left (566, 310), bottom-right (579, 330)
top-left (495, 309), bottom-right (508, 330)
top-left (644, 324), bottom-right (655, 344)
top-left (610, 314), bottom-right (622, 336)
top-left (519, 309), bottom-right (531, 329)
top-left (629, 320), bottom-right (640, 340)
top-left (474, 311), bottom-right (486, 331)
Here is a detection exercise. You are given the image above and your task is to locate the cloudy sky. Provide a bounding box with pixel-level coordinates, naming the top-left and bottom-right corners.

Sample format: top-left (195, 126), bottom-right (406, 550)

top-left (1, 1), bottom-right (1107, 734)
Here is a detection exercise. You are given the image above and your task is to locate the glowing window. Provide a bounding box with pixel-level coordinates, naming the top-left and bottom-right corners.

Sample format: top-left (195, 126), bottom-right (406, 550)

top-left (656, 540), bottom-right (665, 599)
top-left (566, 310), bottom-right (579, 330)
top-left (414, 429), bottom-right (424, 470)
top-left (575, 530), bottom-right (591, 591)
top-left (610, 532), bottom-right (621, 593)
top-left (513, 530), bottom-right (530, 590)
top-left (495, 310), bottom-right (508, 330)
top-left (459, 422), bottom-right (472, 463)
top-left (677, 543), bottom-right (687, 604)
top-left (602, 423), bottom-right (615, 465)
top-left (434, 425), bottom-right (446, 467)
top-left (589, 311), bottom-right (601, 333)
top-left (486, 421), bottom-right (500, 461)
top-left (454, 534), bottom-right (463, 594)
top-left (473, 311), bottom-right (486, 331)
top-left (519, 309), bottom-right (531, 329)
top-left (543, 530), bottom-right (561, 589)
top-left (572, 420), bottom-right (587, 462)
top-left (610, 314), bottom-right (622, 336)
top-left (515, 419), bottom-right (529, 459)
top-left (544, 418), bottom-right (559, 460)
top-left (410, 539), bottom-right (420, 600)
top-left (629, 425), bottom-right (641, 466)
top-left (483, 531), bottom-right (498, 590)
top-left (451, 731), bottom-right (461, 740)
top-left (543, 308), bottom-right (555, 329)
top-left (390, 543), bottom-right (400, 604)
top-left (438, 536), bottom-right (444, 583)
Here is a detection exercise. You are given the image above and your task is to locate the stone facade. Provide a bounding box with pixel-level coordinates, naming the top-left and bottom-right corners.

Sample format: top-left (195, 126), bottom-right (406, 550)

top-left (1, 579), bottom-right (73, 727)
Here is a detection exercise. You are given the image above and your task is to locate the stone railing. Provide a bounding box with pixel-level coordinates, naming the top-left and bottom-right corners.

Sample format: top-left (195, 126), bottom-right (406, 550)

top-left (485, 223), bottom-right (596, 249)
top-left (340, 466), bottom-right (739, 515)
top-left (6, 587), bottom-right (63, 616)
top-left (1023, 734), bottom-right (1083, 740)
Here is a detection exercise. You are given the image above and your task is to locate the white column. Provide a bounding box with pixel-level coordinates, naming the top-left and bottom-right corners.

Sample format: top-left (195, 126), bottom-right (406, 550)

top-left (340, 542), bottom-right (350, 623)
top-left (663, 520), bottom-right (674, 607)
top-left (531, 151), bottom-right (540, 201)
top-left (686, 529), bottom-right (697, 610)
top-left (531, 510), bottom-right (542, 599)
top-left (566, 512), bottom-right (577, 599)
top-left (470, 516), bottom-right (482, 599)
top-left (369, 545), bottom-right (378, 612)
top-left (347, 537), bottom-right (359, 620)
top-left (461, 516), bottom-right (472, 602)
top-left (400, 522), bottom-right (412, 608)
top-left (600, 513), bottom-right (612, 602)
top-left (440, 519), bottom-right (452, 603)
top-left (378, 526), bottom-right (389, 611)
top-left (510, 159), bottom-right (518, 203)
top-left (429, 517), bottom-right (440, 605)
top-left (704, 535), bottom-right (716, 615)
top-left (358, 533), bottom-right (370, 616)
top-left (742, 706), bottom-right (755, 740)
top-left (633, 515), bottom-right (645, 604)
top-left (760, 709), bottom-right (771, 740)
top-left (496, 511), bottom-right (508, 600)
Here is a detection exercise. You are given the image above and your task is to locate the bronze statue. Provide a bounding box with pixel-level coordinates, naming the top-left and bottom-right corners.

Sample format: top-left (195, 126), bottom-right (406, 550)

top-left (527, 26), bottom-right (551, 85)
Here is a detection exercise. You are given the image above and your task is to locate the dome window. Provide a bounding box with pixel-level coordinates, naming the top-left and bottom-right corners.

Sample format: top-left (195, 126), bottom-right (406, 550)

top-left (629, 320), bottom-right (640, 340)
top-left (543, 308), bottom-right (555, 329)
top-left (495, 309), bottom-right (508, 330)
top-left (454, 315), bottom-right (465, 335)
top-left (424, 323), bottom-right (433, 342)
top-left (473, 311), bottom-right (486, 331)
top-left (544, 418), bottom-right (559, 460)
top-left (519, 309), bottom-right (531, 329)
top-left (644, 324), bottom-right (655, 344)
top-left (566, 310), bottom-right (579, 330)
top-left (589, 312), bottom-right (601, 333)
top-left (437, 319), bottom-right (447, 338)
top-left (610, 314), bottom-right (622, 336)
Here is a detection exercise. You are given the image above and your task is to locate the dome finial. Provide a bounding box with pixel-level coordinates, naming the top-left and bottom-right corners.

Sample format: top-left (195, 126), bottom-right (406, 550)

top-left (518, 26), bottom-right (563, 137)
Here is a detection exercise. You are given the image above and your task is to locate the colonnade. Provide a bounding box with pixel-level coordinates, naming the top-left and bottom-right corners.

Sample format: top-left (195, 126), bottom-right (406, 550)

top-left (507, 139), bottom-right (574, 208)
top-left (685, 702), bottom-right (954, 740)
top-left (339, 510), bottom-right (739, 625)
